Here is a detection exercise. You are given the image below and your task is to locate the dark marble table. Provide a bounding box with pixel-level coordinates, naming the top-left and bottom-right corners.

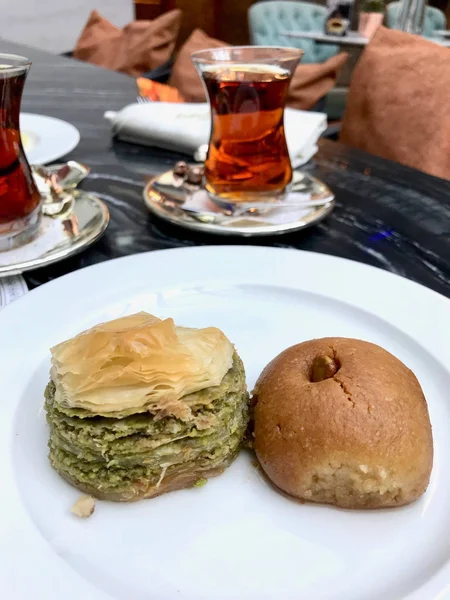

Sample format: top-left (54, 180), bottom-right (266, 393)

top-left (3, 40), bottom-right (450, 298)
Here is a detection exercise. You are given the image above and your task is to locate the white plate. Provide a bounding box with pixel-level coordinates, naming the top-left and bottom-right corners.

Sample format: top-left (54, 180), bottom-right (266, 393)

top-left (20, 113), bottom-right (80, 165)
top-left (1, 247), bottom-right (450, 600)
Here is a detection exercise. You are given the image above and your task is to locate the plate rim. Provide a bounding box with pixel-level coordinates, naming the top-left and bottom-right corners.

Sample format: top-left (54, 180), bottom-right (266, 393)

top-left (20, 112), bottom-right (81, 165)
top-left (1, 246), bottom-right (449, 600)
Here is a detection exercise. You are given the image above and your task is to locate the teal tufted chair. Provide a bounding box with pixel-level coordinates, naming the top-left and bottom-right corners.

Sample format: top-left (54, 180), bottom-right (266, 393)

top-left (248, 1), bottom-right (339, 64)
top-left (386, 2), bottom-right (446, 37)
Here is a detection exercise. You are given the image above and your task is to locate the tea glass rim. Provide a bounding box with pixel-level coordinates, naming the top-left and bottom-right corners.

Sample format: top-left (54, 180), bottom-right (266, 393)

top-left (191, 45), bottom-right (304, 66)
top-left (0, 53), bottom-right (31, 76)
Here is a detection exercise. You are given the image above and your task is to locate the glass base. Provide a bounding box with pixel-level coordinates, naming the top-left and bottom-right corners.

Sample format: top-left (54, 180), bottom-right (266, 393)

top-left (206, 185), bottom-right (289, 211)
top-left (0, 205), bottom-right (41, 252)
top-left (204, 171), bottom-right (334, 216)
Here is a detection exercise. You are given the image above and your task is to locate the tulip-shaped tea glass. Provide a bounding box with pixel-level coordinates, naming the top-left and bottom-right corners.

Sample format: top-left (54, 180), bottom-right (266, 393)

top-left (192, 46), bottom-right (303, 207)
top-left (0, 54), bottom-right (41, 250)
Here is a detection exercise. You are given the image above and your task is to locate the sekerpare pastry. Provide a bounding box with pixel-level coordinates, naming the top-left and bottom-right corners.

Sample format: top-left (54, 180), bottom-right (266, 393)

top-left (252, 338), bottom-right (433, 509)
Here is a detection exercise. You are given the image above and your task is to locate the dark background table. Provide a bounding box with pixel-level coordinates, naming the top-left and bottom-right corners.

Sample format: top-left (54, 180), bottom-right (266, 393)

top-left (3, 39), bottom-right (450, 298)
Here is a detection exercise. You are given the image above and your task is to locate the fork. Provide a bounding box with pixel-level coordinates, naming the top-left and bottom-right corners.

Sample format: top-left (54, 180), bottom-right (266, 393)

top-left (136, 95), bottom-right (152, 104)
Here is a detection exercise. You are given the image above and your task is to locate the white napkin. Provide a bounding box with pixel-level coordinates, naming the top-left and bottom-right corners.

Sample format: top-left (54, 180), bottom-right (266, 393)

top-left (0, 275), bottom-right (28, 308)
top-left (104, 103), bottom-right (326, 167)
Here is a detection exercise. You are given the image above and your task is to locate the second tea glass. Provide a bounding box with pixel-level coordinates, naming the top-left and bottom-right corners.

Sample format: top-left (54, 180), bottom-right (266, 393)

top-left (0, 54), bottom-right (41, 251)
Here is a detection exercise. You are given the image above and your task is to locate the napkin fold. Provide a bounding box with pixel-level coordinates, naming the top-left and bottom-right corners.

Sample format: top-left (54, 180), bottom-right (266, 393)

top-left (104, 103), bottom-right (327, 167)
top-left (0, 276), bottom-right (28, 308)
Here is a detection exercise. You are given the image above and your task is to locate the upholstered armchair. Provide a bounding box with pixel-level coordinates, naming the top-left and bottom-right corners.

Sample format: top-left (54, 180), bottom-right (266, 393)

top-left (248, 1), bottom-right (339, 64)
top-left (386, 2), bottom-right (446, 37)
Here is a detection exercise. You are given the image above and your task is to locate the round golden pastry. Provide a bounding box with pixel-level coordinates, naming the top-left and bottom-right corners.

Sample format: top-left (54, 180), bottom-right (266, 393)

top-left (253, 338), bottom-right (433, 509)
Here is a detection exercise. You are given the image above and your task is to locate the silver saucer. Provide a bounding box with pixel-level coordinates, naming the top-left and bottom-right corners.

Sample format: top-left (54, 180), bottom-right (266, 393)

top-left (0, 191), bottom-right (109, 276)
top-left (143, 169), bottom-right (334, 237)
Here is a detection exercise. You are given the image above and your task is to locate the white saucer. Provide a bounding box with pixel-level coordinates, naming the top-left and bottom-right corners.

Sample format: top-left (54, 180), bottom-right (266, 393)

top-left (0, 192), bottom-right (109, 276)
top-left (20, 113), bottom-right (80, 165)
top-left (144, 170), bottom-right (335, 237)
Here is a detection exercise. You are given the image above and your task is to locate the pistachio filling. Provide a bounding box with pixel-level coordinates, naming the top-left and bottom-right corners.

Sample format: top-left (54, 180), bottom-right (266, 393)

top-left (45, 353), bottom-right (249, 499)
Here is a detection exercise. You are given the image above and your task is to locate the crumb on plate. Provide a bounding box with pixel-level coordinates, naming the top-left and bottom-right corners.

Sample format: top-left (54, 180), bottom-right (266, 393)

top-left (71, 494), bottom-right (96, 518)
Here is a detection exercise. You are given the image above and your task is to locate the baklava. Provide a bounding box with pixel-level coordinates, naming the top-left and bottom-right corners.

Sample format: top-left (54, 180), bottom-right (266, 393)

top-left (45, 312), bottom-right (249, 501)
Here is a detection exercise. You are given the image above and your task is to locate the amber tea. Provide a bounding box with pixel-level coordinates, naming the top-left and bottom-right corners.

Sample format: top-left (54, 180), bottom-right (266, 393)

top-left (192, 47), bottom-right (303, 205)
top-left (0, 55), bottom-right (41, 250)
top-left (202, 65), bottom-right (292, 202)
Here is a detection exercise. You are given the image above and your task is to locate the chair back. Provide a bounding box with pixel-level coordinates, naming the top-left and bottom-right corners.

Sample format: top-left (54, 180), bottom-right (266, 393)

top-left (248, 1), bottom-right (339, 64)
top-left (386, 2), bottom-right (446, 37)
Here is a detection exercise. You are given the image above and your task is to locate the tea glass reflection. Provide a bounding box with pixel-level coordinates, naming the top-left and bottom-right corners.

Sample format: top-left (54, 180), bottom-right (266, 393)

top-left (191, 46), bottom-right (303, 206)
top-left (0, 54), bottom-right (41, 251)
